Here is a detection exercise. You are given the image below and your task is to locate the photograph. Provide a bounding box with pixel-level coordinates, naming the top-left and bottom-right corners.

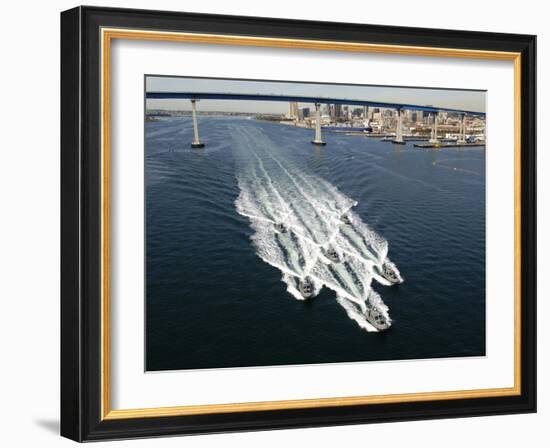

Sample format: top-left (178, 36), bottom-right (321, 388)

top-left (55, 3), bottom-right (537, 443)
top-left (144, 76), bottom-right (487, 371)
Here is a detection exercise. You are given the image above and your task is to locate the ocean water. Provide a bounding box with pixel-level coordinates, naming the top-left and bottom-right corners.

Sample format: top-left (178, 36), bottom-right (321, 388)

top-left (145, 116), bottom-right (486, 371)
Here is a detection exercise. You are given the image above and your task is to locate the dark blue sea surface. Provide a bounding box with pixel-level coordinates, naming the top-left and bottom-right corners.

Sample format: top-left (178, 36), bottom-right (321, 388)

top-left (145, 116), bottom-right (485, 371)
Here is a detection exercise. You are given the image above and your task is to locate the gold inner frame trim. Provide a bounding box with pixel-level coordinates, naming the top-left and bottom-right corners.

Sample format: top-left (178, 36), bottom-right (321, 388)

top-left (100, 27), bottom-right (522, 421)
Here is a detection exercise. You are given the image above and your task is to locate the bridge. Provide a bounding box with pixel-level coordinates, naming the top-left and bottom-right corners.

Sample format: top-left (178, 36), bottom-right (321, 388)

top-left (146, 92), bottom-right (486, 148)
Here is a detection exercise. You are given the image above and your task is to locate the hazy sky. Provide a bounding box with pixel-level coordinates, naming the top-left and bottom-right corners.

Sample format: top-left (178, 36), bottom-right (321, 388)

top-left (145, 76), bottom-right (486, 114)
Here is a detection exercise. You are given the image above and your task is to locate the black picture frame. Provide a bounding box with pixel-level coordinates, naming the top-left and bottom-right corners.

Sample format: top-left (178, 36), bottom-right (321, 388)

top-left (61, 5), bottom-right (536, 442)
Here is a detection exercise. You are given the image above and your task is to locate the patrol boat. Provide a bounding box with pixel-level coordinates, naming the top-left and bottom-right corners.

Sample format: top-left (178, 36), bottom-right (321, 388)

top-left (340, 214), bottom-right (352, 225)
top-left (274, 222), bottom-right (287, 233)
top-left (366, 305), bottom-right (391, 331)
top-left (324, 247), bottom-right (341, 263)
top-left (298, 277), bottom-right (315, 299)
top-left (376, 260), bottom-right (402, 285)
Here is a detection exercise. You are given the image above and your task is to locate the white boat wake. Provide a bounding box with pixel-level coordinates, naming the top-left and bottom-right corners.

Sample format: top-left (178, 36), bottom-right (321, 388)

top-left (233, 125), bottom-right (402, 332)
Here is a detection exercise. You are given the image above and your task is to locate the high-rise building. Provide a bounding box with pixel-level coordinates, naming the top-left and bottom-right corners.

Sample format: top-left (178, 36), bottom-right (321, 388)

top-left (368, 108), bottom-right (374, 120)
top-left (333, 104), bottom-right (342, 119)
top-left (287, 102), bottom-right (299, 119)
top-left (343, 106), bottom-right (350, 120)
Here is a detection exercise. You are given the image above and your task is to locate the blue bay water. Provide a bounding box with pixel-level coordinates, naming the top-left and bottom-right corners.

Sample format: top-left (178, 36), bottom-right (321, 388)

top-left (145, 116), bottom-right (485, 371)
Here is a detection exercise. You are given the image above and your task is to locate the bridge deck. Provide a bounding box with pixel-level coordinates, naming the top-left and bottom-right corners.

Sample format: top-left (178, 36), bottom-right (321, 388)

top-left (146, 92), bottom-right (485, 116)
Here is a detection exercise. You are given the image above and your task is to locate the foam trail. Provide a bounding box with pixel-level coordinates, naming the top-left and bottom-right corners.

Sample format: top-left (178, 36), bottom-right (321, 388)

top-left (233, 124), bottom-right (401, 331)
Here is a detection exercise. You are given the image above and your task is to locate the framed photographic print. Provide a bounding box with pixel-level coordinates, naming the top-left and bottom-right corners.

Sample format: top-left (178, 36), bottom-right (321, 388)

top-left (60, 6), bottom-right (536, 442)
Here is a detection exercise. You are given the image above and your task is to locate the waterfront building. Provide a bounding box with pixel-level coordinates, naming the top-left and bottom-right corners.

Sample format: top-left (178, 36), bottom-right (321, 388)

top-left (287, 102), bottom-right (299, 120)
top-left (333, 104), bottom-right (343, 119)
